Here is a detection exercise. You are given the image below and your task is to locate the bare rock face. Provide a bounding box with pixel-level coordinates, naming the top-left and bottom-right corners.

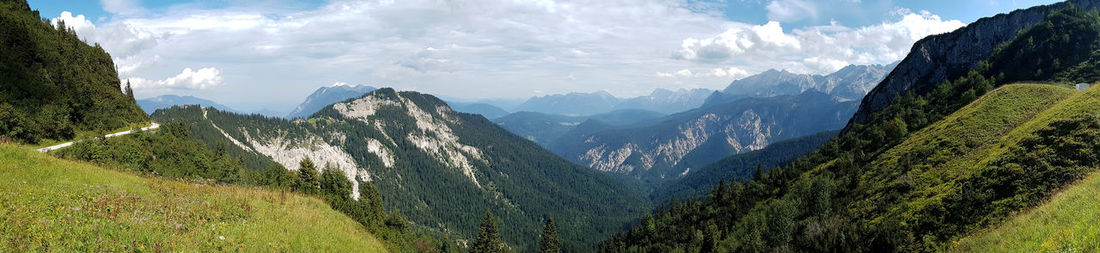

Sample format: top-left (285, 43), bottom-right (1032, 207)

top-left (847, 0), bottom-right (1100, 128)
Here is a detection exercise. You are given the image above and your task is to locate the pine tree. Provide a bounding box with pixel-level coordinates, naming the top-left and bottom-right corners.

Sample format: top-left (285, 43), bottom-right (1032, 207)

top-left (319, 164), bottom-right (351, 200)
top-left (298, 157), bottom-right (319, 193)
top-left (472, 210), bottom-right (505, 253)
top-left (124, 80), bottom-right (135, 102)
top-left (359, 181), bottom-right (385, 227)
top-left (753, 163), bottom-right (764, 180)
top-left (539, 216), bottom-right (560, 253)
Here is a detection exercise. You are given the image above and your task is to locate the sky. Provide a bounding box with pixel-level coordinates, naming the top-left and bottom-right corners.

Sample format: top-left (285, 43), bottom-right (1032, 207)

top-left (29, 0), bottom-right (1058, 112)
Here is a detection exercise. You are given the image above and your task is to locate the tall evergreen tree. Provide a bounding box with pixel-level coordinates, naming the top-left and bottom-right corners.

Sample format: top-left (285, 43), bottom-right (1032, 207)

top-left (472, 210), bottom-right (505, 253)
top-left (753, 163), bottom-right (763, 180)
top-left (124, 80), bottom-right (135, 102)
top-left (320, 164), bottom-right (351, 199)
top-left (540, 216), bottom-right (560, 253)
top-left (359, 180), bottom-right (385, 227)
top-left (298, 157), bottom-right (319, 193)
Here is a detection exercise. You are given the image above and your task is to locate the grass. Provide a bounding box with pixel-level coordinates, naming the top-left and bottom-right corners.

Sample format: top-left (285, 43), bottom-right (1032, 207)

top-left (951, 171), bottom-right (1100, 252)
top-left (949, 84), bottom-right (1100, 252)
top-left (0, 143), bottom-right (387, 252)
top-left (852, 84), bottom-right (1077, 221)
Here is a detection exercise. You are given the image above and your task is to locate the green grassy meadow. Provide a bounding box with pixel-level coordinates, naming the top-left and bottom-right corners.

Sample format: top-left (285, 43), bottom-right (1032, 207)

top-left (0, 143), bottom-right (387, 252)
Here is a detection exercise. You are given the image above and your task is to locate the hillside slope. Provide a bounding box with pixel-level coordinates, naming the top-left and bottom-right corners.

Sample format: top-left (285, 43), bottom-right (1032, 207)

top-left (952, 170), bottom-right (1100, 252)
top-left (0, 144), bottom-right (386, 252)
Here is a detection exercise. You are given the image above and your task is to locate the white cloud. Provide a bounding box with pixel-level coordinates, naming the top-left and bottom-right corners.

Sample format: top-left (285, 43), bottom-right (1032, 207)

top-left (673, 9), bottom-right (965, 73)
top-left (766, 0), bottom-right (819, 22)
top-left (658, 69), bottom-right (694, 78)
top-left (674, 21), bottom-right (801, 63)
top-left (711, 67), bottom-right (750, 78)
top-left (129, 67), bottom-right (224, 90)
top-left (54, 0), bottom-right (968, 106)
top-left (658, 67), bottom-right (750, 79)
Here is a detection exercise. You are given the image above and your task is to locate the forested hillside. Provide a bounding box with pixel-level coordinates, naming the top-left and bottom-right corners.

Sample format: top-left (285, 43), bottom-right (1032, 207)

top-left (0, 0), bottom-right (147, 144)
top-left (603, 4), bottom-right (1100, 252)
top-left (153, 89), bottom-right (648, 251)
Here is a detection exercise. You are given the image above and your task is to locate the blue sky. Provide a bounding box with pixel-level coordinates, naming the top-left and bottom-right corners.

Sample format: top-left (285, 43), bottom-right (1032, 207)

top-left (28, 0), bottom-right (1058, 112)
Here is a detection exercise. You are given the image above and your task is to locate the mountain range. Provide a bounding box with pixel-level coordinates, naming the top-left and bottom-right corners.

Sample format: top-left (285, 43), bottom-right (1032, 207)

top-left (549, 91), bottom-right (859, 186)
top-left (512, 88), bottom-right (715, 116)
top-left (152, 88), bottom-right (647, 251)
top-left (705, 63), bottom-right (896, 106)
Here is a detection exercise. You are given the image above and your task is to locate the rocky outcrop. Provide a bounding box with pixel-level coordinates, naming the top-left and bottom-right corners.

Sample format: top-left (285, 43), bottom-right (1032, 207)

top-left (847, 0), bottom-right (1100, 128)
top-left (333, 91), bottom-right (486, 188)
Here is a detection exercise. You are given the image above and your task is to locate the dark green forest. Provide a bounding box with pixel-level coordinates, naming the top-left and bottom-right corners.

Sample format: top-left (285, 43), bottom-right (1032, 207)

top-left (602, 4), bottom-right (1100, 252)
top-left (0, 0), bottom-right (147, 144)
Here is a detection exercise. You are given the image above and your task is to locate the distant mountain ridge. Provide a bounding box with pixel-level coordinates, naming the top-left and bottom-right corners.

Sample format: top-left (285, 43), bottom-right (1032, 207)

top-left (447, 102), bottom-right (510, 119)
top-left (285, 84), bottom-right (377, 119)
top-left (137, 95), bottom-right (235, 114)
top-left (549, 91), bottom-right (859, 186)
top-left (513, 88), bottom-right (715, 116)
top-left (494, 109), bottom-right (666, 146)
top-left (707, 63), bottom-right (896, 106)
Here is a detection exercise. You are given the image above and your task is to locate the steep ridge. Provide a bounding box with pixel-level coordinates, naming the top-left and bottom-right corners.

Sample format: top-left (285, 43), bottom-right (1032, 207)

top-left (0, 144), bottom-right (387, 251)
top-left (154, 88), bottom-right (646, 251)
top-left (0, 0), bottom-right (147, 144)
top-left (848, 0), bottom-right (1100, 127)
top-left (551, 91), bottom-right (857, 186)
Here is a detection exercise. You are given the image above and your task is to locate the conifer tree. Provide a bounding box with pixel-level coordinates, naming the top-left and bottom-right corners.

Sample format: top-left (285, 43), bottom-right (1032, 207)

top-left (359, 181), bottom-right (385, 227)
top-left (753, 163), bottom-right (764, 180)
top-left (472, 210), bottom-right (505, 253)
top-left (298, 157), bottom-right (319, 193)
top-left (124, 80), bottom-right (135, 102)
top-left (540, 216), bottom-right (560, 253)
